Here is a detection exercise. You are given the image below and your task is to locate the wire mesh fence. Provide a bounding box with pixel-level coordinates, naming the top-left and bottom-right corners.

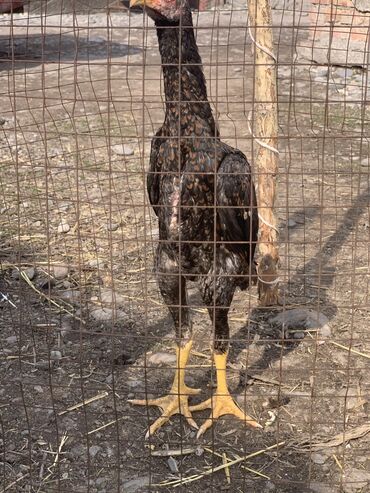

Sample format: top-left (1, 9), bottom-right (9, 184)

top-left (0, 0), bottom-right (369, 491)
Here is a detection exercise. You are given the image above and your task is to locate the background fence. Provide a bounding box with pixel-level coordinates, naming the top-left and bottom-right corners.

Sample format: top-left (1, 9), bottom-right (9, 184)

top-left (0, 0), bottom-right (369, 491)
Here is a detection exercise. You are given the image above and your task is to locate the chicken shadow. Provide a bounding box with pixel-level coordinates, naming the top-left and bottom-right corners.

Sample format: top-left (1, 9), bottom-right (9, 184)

top-left (229, 184), bottom-right (370, 376)
top-left (0, 32), bottom-right (141, 71)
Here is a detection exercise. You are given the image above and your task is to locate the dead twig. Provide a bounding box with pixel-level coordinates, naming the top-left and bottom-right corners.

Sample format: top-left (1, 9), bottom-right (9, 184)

top-left (58, 391), bottom-right (108, 416)
top-left (156, 441), bottom-right (285, 487)
top-left (151, 447), bottom-right (201, 457)
top-left (296, 423), bottom-right (370, 451)
top-left (19, 270), bottom-right (85, 325)
top-left (329, 341), bottom-right (370, 360)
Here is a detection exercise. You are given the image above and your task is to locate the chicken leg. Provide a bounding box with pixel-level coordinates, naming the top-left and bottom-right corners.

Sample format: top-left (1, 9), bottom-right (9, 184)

top-left (190, 351), bottom-right (262, 438)
top-left (129, 340), bottom-right (200, 438)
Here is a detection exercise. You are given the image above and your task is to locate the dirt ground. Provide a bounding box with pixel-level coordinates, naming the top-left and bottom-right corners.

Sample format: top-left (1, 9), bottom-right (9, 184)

top-left (0, 3), bottom-right (369, 493)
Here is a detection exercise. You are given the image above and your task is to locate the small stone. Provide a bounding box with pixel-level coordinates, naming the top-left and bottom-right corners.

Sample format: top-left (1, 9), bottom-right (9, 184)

top-left (6, 335), bottom-right (17, 345)
top-left (270, 309), bottom-right (331, 340)
top-left (87, 258), bottom-right (107, 269)
top-left (287, 219), bottom-right (297, 228)
top-left (33, 220), bottom-right (42, 227)
top-left (127, 379), bottom-right (141, 389)
top-left (34, 385), bottom-right (44, 393)
top-left (0, 117), bottom-right (6, 126)
top-left (167, 456), bottom-right (179, 474)
top-left (51, 265), bottom-right (69, 279)
top-left (90, 307), bottom-right (127, 322)
top-left (265, 481), bottom-right (276, 492)
top-left (111, 144), bottom-right (134, 156)
top-left (57, 222), bottom-right (70, 234)
top-left (89, 445), bottom-right (101, 458)
top-left (361, 158), bottom-right (369, 167)
top-left (50, 350), bottom-right (62, 361)
top-left (106, 222), bottom-right (120, 232)
top-left (148, 352), bottom-right (177, 366)
top-left (23, 267), bottom-right (35, 280)
top-left (311, 452), bottom-right (327, 464)
top-left (96, 477), bottom-right (107, 488)
top-left (100, 289), bottom-right (125, 305)
top-left (123, 477), bottom-right (150, 493)
top-left (59, 290), bottom-right (80, 302)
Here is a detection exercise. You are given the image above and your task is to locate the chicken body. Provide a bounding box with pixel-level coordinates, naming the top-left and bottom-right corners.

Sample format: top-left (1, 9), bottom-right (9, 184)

top-left (130, 3), bottom-right (260, 437)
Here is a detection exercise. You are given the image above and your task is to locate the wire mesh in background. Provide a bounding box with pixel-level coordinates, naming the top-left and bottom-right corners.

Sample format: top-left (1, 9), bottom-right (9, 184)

top-left (0, 0), bottom-right (369, 491)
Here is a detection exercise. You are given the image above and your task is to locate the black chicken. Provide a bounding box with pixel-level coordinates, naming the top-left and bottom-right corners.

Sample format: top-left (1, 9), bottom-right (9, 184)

top-left (129, 0), bottom-right (261, 438)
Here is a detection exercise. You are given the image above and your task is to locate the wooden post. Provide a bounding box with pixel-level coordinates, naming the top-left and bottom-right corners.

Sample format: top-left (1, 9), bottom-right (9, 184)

top-left (247, 0), bottom-right (280, 306)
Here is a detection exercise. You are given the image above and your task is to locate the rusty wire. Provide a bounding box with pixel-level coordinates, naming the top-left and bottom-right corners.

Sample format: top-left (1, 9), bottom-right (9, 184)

top-left (0, 0), bottom-right (369, 491)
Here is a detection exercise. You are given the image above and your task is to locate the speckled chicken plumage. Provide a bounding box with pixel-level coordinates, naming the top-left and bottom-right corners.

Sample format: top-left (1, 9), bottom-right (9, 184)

top-left (149, 7), bottom-right (258, 352)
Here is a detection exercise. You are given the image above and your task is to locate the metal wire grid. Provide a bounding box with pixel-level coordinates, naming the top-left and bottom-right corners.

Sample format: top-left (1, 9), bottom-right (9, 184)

top-left (0, 0), bottom-right (369, 491)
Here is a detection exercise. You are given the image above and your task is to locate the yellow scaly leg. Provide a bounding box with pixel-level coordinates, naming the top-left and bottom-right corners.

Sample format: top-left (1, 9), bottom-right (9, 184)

top-left (129, 340), bottom-right (200, 439)
top-left (190, 351), bottom-right (262, 438)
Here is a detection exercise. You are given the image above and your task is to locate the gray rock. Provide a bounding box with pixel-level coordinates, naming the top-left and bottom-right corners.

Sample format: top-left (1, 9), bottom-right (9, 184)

top-left (167, 456), bottom-right (179, 474)
top-left (111, 144), bottom-right (134, 156)
top-left (127, 379), bottom-right (142, 389)
top-left (51, 265), bottom-right (69, 279)
top-left (122, 477), bottom-right (150, 493)
top-left (100, 288), bottom-right (125, 305)
top-left (6, 335), bottom-right (17, 345)
top-left (57, 222), bottom-right (70, 234)
top-left (59, 290), bottom-right (80, 303)
top-left (310, 452), bottom-right (327, 465)
top-left (287, 219), bottom-right (297, 228)
top-left (148, 352), bottom-right (177, 366)
top-left (361, 158), bottom-right (369, 167)
top-left (270, 309), bottom-right (331, 340)
top-left (105, 222), bottom-right (120, 231)
top-left (70, 443), bottom-right (86, 459)
top-left (89, 445), bottom-right (101, 458)
top-left (50, 350), bottom-right (62, 361)
top-left (90, 307), bottom-right (127, 322)
top-left (0, 117), bottom-right (6, 125)
top-left (265, 481), bottom-right (276, 492)
top-left (23, 267), bottom-right (35, 280)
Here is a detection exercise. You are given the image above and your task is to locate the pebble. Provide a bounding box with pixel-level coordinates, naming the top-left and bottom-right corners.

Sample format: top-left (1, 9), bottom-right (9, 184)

top-left (111, 144), bottom-right (134, 156)
top-left (23, 267), bottom-right (35, 280)
top-left (50, 350), bottom-right (62, 361)
top-left (148, 352), bottom-right (177, 366)
top-left (127, 379), bottom-right (141, 389)
top-left (270, 308), bottom-right (331, 340)
top-left (106, 222), bottom-right (120, 231)
top-left (100, 288), bottom-right (125, 305)
top-left (59, 290), bottom-right (80, 302)
top-left (51, 265), bottom-right (69, 279)
top-left (122, 477), bottom-right (150, 493)
top-left (167, 456), bottom-right (179, 474)
top-left (57, 222), bottom-right (70, 233)
top-left (6, 335), bottom-right (17, 345)
top-left (90, 307), bottom-right (127, 321)
top-left (311, 452), bottom-right (327, 465)
top-left (89, 445), bottom-right (101, 458)
top-left (0, 117), bottom-right (6, 125)
top-left (361, 158), bottom-right (368, 167)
